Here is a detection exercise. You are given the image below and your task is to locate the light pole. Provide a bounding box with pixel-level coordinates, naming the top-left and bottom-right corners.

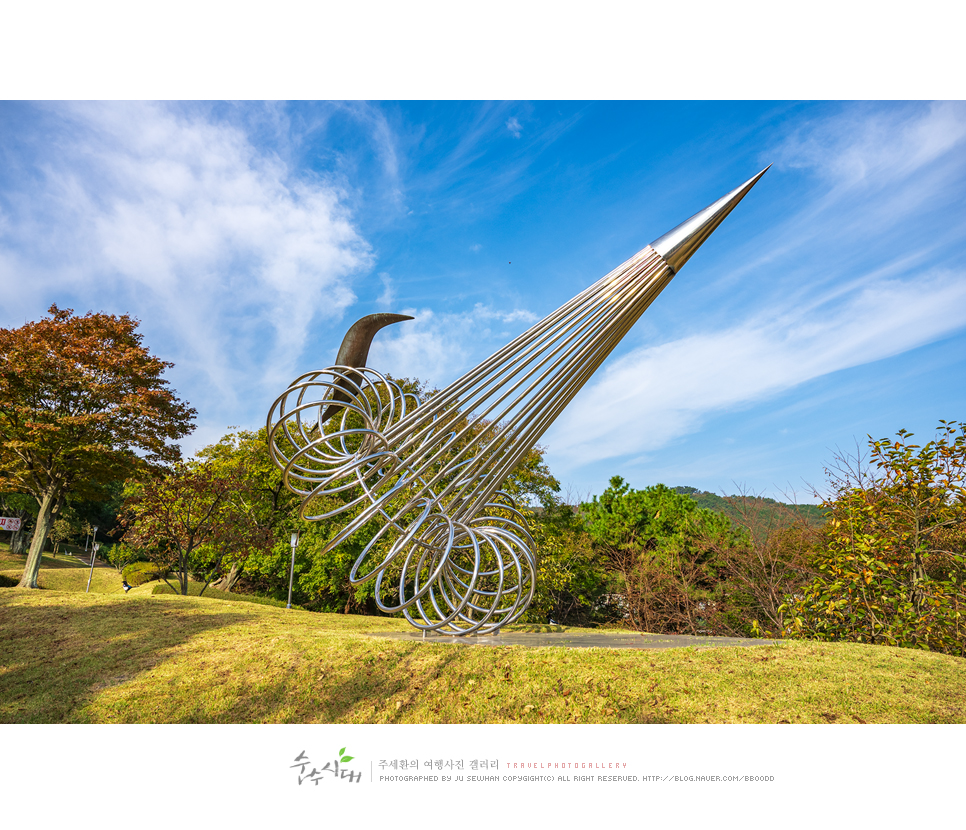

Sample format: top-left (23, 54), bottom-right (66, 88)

top-left (86, 538), bottom-right (100, 593)
top-left (286, 531), bottom-right (299, 609)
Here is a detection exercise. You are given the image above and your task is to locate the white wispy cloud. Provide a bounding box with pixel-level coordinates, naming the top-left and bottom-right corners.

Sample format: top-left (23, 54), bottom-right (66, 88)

top-left (393, 104), bottom-right (579, 225)
top-left (376, 272), bottom-right (395, 308)
top-left (0, 102), bottom-right (372, 443)
top-left (547, 269), bottom-right (966, 466)
top-left (764, 102), bottom-right (966, 256)
top-left (775, 101), bottom-right (966, 188)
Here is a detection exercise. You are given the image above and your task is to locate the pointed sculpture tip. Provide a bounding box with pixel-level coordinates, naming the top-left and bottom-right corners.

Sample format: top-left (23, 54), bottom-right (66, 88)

top-left (651, 165), bottom-right (770, 274)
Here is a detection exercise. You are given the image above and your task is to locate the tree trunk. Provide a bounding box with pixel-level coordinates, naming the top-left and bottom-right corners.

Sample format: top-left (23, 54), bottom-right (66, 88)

top-left (210, 561), bottom-right (242, 592)
top-left (11, 526), bottom-right (29, 556)
top-left (17, 488), bottom-right (62, 588)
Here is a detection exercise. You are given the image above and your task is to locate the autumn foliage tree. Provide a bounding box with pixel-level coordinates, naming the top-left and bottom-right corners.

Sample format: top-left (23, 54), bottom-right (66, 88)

top-left (122, 461), bottom-right (270, 595)
top-left (705, 491), bottom-right (816, 637)
top-left (194, 427), bottom-right (298, 592)
top-left (783, 422), bottom-right (966, 655)
top-left (0, 305), bottom-right (196, 588)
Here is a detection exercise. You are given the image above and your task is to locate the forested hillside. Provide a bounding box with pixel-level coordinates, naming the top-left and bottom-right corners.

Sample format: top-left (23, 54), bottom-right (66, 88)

top-left (673, 487), bottom-right (826, 527)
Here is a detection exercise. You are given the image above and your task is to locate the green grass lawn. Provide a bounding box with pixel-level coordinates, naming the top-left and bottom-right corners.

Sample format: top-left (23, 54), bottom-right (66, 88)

top-left (2, 586), bottom-right (964, 724)
top-left (0, 546), bottom-right (125, 592)
top-left (1, 547), bottom-right (95, 570)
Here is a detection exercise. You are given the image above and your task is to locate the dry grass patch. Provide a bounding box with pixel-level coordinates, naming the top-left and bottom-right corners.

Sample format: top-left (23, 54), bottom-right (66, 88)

top-left (1, 588), bottom-right (963, 724)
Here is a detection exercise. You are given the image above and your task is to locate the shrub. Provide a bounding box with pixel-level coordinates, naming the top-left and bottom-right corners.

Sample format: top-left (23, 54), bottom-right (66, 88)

top-left (123, 561), bottom-right (163, 587)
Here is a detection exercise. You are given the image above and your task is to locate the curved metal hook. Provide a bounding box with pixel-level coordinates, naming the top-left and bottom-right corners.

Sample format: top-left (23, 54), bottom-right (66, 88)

top-left (335, 313), bottom-right (413, 367)
top-left (320, 313), bottom-right (413, 424)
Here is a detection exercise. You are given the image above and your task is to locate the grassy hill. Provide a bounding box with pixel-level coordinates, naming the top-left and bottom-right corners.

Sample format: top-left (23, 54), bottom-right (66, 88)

top-left (2, 585), bottom-right (964, 724)
top-left (5, 543), bottom-right (963, 725)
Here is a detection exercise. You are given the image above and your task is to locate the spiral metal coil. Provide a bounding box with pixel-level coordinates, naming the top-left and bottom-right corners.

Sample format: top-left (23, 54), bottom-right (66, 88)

top-left (267, 367), bottom-right (536, 634)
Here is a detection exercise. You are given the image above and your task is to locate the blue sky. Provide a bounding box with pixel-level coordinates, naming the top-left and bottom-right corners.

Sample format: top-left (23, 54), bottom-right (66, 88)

top-left (2, 100), bottom-right (964, 503)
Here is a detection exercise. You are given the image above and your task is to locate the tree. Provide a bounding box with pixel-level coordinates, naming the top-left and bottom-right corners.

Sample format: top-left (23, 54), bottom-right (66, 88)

top-left (783, 422), bottom-right (966, 654)
top-left (704, 491), bottom-right (816, 637)
top-left (0, 305), bottom-right (196, 588)
top-left (525, 502), bottom-right (617, 626)
top-left (122, 461), bottom-right (270, 595)
top-left (197, 425), bottom-right (309, 592)
top-left (0, 492), bottom-right (36, 555)
top-left (581, 478), bottom-right (744, 635)
top-left (47, 511), bottom-right (80, 557)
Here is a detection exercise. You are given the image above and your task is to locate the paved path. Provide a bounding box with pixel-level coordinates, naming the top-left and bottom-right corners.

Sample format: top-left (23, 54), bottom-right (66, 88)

top-left (367, 630), bottom-right (777, 650)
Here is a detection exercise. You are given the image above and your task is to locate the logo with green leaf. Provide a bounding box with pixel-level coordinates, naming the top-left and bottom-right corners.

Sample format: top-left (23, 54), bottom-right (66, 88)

top-left (339, 747), bottom-right (354, 764)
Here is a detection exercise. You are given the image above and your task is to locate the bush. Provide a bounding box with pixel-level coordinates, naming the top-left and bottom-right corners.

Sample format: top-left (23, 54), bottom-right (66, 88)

top-left (104, 542), bottom-right (142, 573)
top-left (123, 561), bottom-right (163, 587)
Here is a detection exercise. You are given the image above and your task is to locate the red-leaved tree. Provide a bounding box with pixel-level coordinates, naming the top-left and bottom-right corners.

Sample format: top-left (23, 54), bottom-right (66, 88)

top-left (0, 305), bottom-right (196, 588)
top-left (122, 462), bottom-right (271, 595)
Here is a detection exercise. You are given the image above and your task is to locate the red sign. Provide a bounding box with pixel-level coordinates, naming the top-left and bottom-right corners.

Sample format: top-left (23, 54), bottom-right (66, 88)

top-left (0, 517), bottom-right (22, 531)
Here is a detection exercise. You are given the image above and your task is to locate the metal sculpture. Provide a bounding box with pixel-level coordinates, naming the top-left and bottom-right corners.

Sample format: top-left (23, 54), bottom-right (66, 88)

top-left (267, 167), bottom-right (769, 634)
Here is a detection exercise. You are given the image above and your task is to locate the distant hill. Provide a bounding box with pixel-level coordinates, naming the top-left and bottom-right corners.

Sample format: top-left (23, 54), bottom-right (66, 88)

top-left (672, 486), bottom-right (827, 528)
